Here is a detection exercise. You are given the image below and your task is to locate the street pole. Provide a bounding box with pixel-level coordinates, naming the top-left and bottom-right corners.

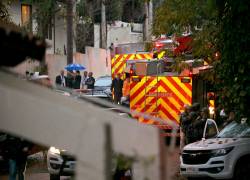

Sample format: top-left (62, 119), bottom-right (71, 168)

top-left (148, 0), bottom-right (153, 39)
top-left (143, 1), bottom-right (149, 41)
top-left (53, 11), bottom-right (56, 54)
top-left (159, 129), bottom-right (166, 180)
top-left (104, 123), bottom-right (113, 180)
top-left (143, 0), bottom-right (153, 42)
top-left (66, 0), bottom-right (73, 64)
top-left (101, 0), bottom-right (107, 49)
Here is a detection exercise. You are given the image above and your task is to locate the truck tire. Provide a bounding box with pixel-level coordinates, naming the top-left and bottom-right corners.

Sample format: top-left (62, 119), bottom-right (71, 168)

top-left (234, 158), bottom-right (250, 180)
top-left (50, 174), bottom-right (60, 180)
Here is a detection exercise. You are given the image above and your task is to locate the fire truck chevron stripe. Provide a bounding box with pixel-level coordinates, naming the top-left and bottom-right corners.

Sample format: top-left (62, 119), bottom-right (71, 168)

top-left (130, 79), bottom-right (156, 107)
top-left (129, 76), bottom-right (192, 127)
top-left (159, 108), bottom-right (177, 123)
top-left (124, 54), bottom-right (133, 60)
top-left (112, 53), bottom-right (152, 79)
top-left (130, 78), bottom-right (154, 102)
top-left (167, 77), bottom-right (192, 102)
top-left (159, 97), bottom-right (180, 116)
top-left (171, 77), bottom-right (192, 97)
top-left (178, 77), bottom-right (192, 91)
top-left (163, 78), bottom-right (191, 105)
top-left (158, 86), bottom-right (182, 111)
top-left (159, 100), bottom-right (179, 122)
top-left (113, 60), bottom-right (126, 76)
top-left (158, 80), bottom-right (185, 107)
top-left (111, 55), bottom-right (123, 67)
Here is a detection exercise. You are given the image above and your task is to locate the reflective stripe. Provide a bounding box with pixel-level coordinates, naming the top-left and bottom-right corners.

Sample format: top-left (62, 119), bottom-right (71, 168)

top-left (111, 53), bottom-right (153, 78)
top-left (130, 76), bottom-right (192, 127)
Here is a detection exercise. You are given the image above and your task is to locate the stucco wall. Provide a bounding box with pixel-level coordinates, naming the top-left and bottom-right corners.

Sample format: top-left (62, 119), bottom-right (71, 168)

top-left (95, 21), bottom-right (143, 49)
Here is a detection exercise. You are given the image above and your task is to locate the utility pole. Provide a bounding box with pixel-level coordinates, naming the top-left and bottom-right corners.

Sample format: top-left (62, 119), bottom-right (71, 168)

top-left (143, 0), bottom-right (153, 41)
top-left (66, 0), bottom-right (74, 64)
top-left (143, 1), bottom-right (149, 41)
top-left (101, 0), bottom-right (107, 49)
top-left (148, 0), bottom-right (153, 39)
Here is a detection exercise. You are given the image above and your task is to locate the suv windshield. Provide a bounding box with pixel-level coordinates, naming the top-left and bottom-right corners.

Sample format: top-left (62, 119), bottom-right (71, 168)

top-left (217, 121), bottom-right (250, 138)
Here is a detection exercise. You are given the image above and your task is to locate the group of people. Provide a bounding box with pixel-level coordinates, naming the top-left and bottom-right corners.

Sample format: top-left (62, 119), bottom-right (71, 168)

top-left (55, 70), bottom-right (95, 90)
top-left (111, 73), bottom-right (130, 104)
top-left (180, 103), bottom-right (210, 146)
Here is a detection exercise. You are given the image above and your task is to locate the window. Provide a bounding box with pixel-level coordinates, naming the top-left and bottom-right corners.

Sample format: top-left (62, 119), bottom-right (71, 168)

top-left (21, 4), bottom-right (32, 29)
top-left (205, 120), bottom-right (218, 139)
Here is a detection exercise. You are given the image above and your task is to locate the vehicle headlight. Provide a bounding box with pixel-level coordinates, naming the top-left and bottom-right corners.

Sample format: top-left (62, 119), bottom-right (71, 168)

top-left (211, 147), bottom-right (234, 157)
top-left (49, 147), bottom-right (60, 155)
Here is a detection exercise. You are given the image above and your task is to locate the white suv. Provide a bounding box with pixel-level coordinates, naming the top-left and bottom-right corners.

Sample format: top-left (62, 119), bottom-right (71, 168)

top-left (180, 118), bottom-right (250, 180)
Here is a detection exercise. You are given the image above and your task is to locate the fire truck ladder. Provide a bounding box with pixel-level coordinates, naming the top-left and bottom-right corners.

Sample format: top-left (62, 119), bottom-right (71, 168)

top-left (144, 62), bottom-right (161, 119)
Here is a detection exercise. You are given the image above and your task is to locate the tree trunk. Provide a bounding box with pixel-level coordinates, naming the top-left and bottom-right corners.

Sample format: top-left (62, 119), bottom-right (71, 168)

top-left (148, 0), bottom-right (153, 40)
top-left (67, 0), bottom-right (73, 64)
top-left (101, 0), bottom-right (107, 49)
top-left (143, 0), bottom-right (153, 41)
top-left (143, 2), bottom-right (149, 41)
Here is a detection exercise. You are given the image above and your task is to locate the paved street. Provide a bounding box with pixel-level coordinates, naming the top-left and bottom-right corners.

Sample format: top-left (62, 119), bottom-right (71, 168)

top-left (0, 173), bottom-right (72, 180)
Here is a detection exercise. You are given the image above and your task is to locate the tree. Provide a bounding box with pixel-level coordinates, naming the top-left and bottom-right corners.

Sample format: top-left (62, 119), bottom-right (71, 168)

top-left (66, 0), bottom-right (73, 64)
top-left (75, 0), bottom-right (96, 53)
top-left (0, 0), bottom-right (15, 24)
top-left (153, 0), bottom-right (250, 120)
top-left (216, 0), bottom-right (250, 118)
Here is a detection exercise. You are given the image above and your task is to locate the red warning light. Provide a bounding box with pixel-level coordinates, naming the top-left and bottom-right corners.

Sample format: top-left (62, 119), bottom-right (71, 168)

top-left (155, 42), bottom-right (163, 48)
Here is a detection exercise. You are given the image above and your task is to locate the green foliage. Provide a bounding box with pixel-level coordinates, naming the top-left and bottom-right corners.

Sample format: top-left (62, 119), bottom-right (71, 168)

top-left (23, 0), bottom-right (55, 38)
top-left (114, 153), bottom-right (135, 170)
top-left (215, 0), bottom-right (250, 118)
top-left (153, 0), bottom-right (220, 73)
top-left (153, 0), bottom-right (250, 119)
top-left (106, 0), bottom-right (123, 22)
top-left (0, 0), bottom-right (15, 23)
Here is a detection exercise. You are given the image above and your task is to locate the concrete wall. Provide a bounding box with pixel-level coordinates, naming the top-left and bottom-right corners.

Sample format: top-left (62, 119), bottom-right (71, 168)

top-left (94, 21), bottom-right (143, 49)
top-left (46, 47), bottom-right (111, 85)
top-left (46, 14), bottom-right (76, 55)
top-left (9, 60), bottom-right (40, 75)
top-left (10, 46), bottom-right (111, 86)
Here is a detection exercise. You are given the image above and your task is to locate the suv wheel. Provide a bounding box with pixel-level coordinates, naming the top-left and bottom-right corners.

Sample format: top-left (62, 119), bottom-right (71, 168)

top-left (50, 174), bottom-right (60, 180)
top-left (234, 159), bottom-right (250, 180)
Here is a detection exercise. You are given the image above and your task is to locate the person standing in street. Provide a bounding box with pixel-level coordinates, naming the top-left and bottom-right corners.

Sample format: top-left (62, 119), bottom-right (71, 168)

top-left (66, 71), bottom-right (74, 88)
top-left (192, 107), bottom-right (209, 141)
top-left (81, 71), bottom-right (88, 89)
top-left (4, 135), bottom-right (32, 180)
top-left (111, 73), bottom-right (123, 104)
top-left (121, 75), bottom-right (130, 105)
top-left (180, 104), bottom-right (191, 148)
top-left (185, 103), bottom-right (201, 144)
top-left (85, 72), bottom-right (95, 89)
top-left (55, 70), bottom-right (66, 87)
top-left (73, 70), bottom-right (81, 89)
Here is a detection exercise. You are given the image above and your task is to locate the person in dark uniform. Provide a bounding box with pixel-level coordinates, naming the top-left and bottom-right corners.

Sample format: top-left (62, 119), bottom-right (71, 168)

top-left (85, 72), bottom-right (95, 89)
top-left (185, 103), bottom-right (201, 144)
top-left (73, 70), bottom-right (82, 89)
top-left (111, 73), bottom-right (123, 104)
top-left (55, 70), bottom-right (67, 87)
top-left (180, 104), bottom-right (191, 146)
top-left (4, 135), bottom-right (33, 180)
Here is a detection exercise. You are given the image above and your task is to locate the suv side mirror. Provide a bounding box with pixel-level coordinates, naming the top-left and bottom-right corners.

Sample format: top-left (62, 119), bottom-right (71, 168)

top-left (203, 119), bottom-right (219, 140)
